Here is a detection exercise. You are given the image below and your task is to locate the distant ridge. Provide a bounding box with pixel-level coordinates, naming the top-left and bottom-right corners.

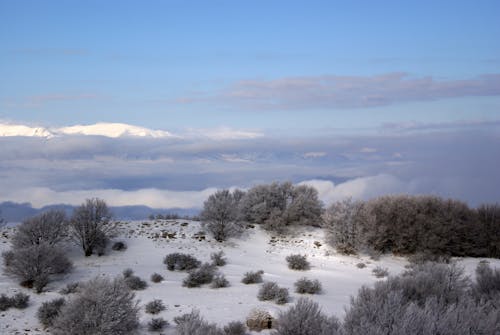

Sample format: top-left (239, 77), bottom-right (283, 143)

top-left (0, 201), bottom-right (199, 223)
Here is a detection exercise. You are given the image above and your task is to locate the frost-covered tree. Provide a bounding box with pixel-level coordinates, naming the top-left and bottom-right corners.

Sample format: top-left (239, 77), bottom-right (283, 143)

top-left (239, 182), bottom-right (323, 233)
top-left (69, 198), bottom-right (114, 256)
top-left (201, 189), bottom-right (243, 242)
top-left (51, 276), bottom-right (140, 335)
top-left (3, 243), bottom-right (72, 293)
top-left (323, 198), bottom-right (361, 254)
top-left (12, 210), bottom-right (67, 249)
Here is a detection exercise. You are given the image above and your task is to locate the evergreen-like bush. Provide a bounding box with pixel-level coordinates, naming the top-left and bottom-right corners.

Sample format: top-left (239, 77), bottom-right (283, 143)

top-left (258, 281), bottom-right (289, 304)
top-left (241, 270), bottom-right (264, 284)
top-left (111, 241), bottom-right (127, 251)
top-left (286, 254), bottom-right (310, 270)
top-left (10, 292), bottom-right (29, 309)
top-left (145, 299), bottom-right (166, 314)
top-left (150, 273), bottom-right (164, 283)
top-left (124, 275), bottom-right (148, 290)
top-left (164, 253), bottom-right (201, 271)
top-left (294, 278), bottom-right (322, 294)
top-left (183, 263), bottom-right (216, 288)
top-left (148, 317), bottom-right (168, 332)
top-left (37, 298), bottom-right (65, 327)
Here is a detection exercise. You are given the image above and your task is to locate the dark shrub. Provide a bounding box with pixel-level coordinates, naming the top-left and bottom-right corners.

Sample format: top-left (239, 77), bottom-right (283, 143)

top-left (145, 299), bottom-right (166, 314)
top-left (295, 278), bottom-right (322, 294)
top-left (10, 292), bottom-right (29, 309)
top-left (150, 273), bottom-right (164, 283)
top-left (0, 294), bottom-right (12, 311)
top-left (275, 287), bottom-right (290, 305)
top-left (37, 298), bottom-right (65, 327)
top-left (148, 317), bottom-right (168, 332)
top-left (125, 275), bottom-right (148, 290)
top-left (242, 270), bottom-right (264, 284)
top-left (59, 282), bottom-right (79, 295)
top-left (183, 263), bottom-right (216, 288)
top-left (356, 263), bottom-right (366, 269)
top-left (123, 268), bottom-right (134, 278)
top-left (164, 253), bottom-right (201, 271)
top-left (211, 274), bottom-right (230, 288)
top-left (372, 266), bottom-right (389, 278)
top-left (223, 321), bottom-right (247, 335)
top-left (258, 281), bottom-right (279, 301)
top-left (211, 251), bottom-right (227, 266)
top-left (286, 254), bottom-right (310, 270)
top-left (112, 241), bottom-right (127, 251)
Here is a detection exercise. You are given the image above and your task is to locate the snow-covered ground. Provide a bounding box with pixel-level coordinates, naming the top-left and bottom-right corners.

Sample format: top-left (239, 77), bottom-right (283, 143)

top-left (1, 220), bottom-right (499, 334)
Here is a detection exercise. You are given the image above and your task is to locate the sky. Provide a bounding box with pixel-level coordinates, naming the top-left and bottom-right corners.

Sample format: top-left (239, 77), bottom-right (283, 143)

top-left (0, 1), bottom-right (499, 210)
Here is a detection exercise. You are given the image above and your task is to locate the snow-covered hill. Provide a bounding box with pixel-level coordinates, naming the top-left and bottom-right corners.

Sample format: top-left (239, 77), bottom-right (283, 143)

top-left (0, 221), bottom-right (497, 334)
top-left (0, 123), bottom-right (54, 138)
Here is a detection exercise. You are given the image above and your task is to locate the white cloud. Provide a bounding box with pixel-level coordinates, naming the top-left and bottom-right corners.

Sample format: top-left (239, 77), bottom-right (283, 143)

top-left (303, 151), bottom-right (327, 158)
top-left (184, 126), bottom-right (264, 140)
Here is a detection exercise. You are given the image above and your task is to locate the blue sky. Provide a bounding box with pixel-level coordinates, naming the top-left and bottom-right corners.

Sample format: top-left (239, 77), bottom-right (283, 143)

top-left (0, 1), bottom-right (500, 210)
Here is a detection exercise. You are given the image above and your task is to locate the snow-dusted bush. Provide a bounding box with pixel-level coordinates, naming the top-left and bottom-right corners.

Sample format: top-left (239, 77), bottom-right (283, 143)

top-left (472, 262), bottom-right (500, 299)
top-left (125, 274), bottom-right (148, 290)
top-left (223, 321), bottom-right (247, 335)
top-left (356, 262), bottom-right (366, 269)
top-left (174, 310), bottom-right (224, 335)
top-left (242, 270), bottom-right (264, 284)
top-left (51, 276), bottom-right (140, 335)
top-left (183, 263), bottom-right (216, 288)
top-left (201, 189), bottom-right (244, 242)
top-left (37, 298), bottom-right (65, 327)
top-left (258, 281), bottom-right (289, 304)
top-left (164, 253), bottom-right (201, 271)
top-left (286, 254), bottom-right (310, 270)
top-left (10, 292), bottom-right (29, 309)
top-left (111, 241), bottom-right (127, 251)
top-left (294, 278), bottom-right (322, 294)
top-left (150, 272), bottom-right (164, 283)
top-left (3, 243), bottom-right (72, 293)
top-left (275, 298), bottom-right (341, 335)
top-left (0, 294), bottom-right (11, 311)
top-left (372, 266), bottom-right (389, 278)
top-left (145, 299), bottom-right (166, 314)
top-left (323, 198), bottom-right (361, 254)
top-left (211, 251), bottom-right (227, 266)
top-left (69, 198), bottom-right (115, 257)
top-left (12, 210), bottom-right (67, 249)
top-left (59, 282), bottom-right (79, 295)
top-left (122, 268), bottom-right (134, 278)
top-left (211, 273), bottom-right (230, 288)
top-left (148, 317), bottom-right (169, 332)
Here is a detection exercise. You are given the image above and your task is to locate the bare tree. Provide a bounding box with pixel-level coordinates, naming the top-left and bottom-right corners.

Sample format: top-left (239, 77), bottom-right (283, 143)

top-left (12, 210), bottom-right (67, 249)
top-left (323, 198), bottom-right (361, 254)
top-left (69, 198), bottom-right (115, 256)
top-left (0, 210), bottom-right (5, 229)
top-left (201, 189), bottom-right (243, 242)
top-left (51, 276), bottom-right (140, 335)
top-left (3, 243), bottom-right (72, 293)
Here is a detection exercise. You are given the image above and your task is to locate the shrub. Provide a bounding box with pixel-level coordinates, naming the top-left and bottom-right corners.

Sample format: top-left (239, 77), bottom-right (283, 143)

top-left (51, 276), bottom-right (140, 335)
top-left (223, 321), bottom-right (247, 335)
top-left (164, 253), bottom-right (201, 271)
top-left (3, 243), bottom-right (72, 293)
top-left (323, 198), bottom-right (361, 254)
top-left (472, 262), bottom-right (500, 298)
top-left (174, 310), bottom-right (224, 335)
top-left (286, 254), bottom-right (310, 270)
top-left (124, 275), bottom-right (148, 290)
top-left (295, 278), bottom-right (322, 294)
top-left (123, 268), bottom-right (134, 278)
top-left (111, 241), bottom-right (127, 251)
top-left (0, 294), bottom-right (12, 311)
top-left (275, 298), bottom-right (341, 335)
top-left (183, 263), bottom-right (216, 288)
top-left (275, 287), bottom-right (290, 305)
top-left (37, 298), bottom-right (65, 327)
top-left (59, 282), bottom-right (79, 295)
top-left (356, 262), bottom-right (366, 269)
top-left (258, 281), bottom-right (284, 302)
top-left (201, 189), bottom-right (244, 242)
top-left (242, 270), bottom-right (264, 284)
top-left (150, 273), bottom-right (164, 283)
top-left (211, 251), bottom-right (227, 266)
top-left (372, 266), bottom-right (389, 278)
top-left (211, 274), bottom-right (230, 288)
top-left (148, 317), bottom-right (168, 332)
top-left (145, 299), bottom-right (166, 314)
top-left (10, 292), bottom-right (29, 309)
top-left (407, 252), bottom-right (450, 265)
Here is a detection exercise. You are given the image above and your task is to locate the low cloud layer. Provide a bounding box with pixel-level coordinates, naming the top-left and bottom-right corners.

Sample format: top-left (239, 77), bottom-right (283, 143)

top-left (179, 73), bottom-right (500, 110)
top-left (0, 120), bottom-right (499, 209)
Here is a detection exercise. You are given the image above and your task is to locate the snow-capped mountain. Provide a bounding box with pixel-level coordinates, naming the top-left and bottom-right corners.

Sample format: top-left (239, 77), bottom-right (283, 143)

top-left (0, 123), bottom-right (54, 138)
top-left (0, 122), bottom-right (174, 139)
top-left (57, 122), bottom-right (175, 138)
